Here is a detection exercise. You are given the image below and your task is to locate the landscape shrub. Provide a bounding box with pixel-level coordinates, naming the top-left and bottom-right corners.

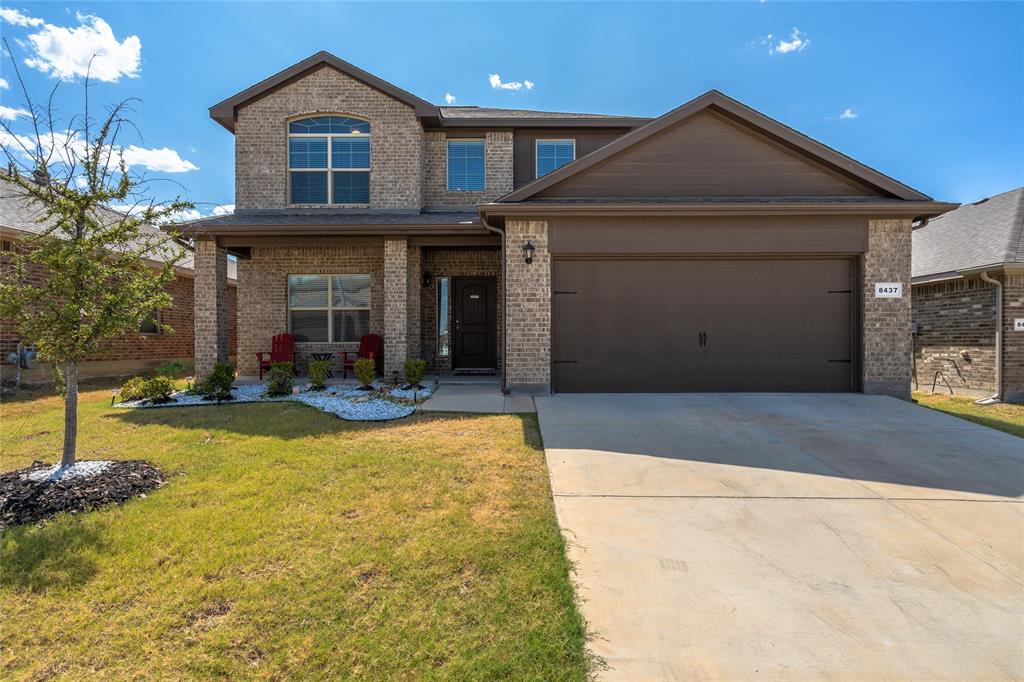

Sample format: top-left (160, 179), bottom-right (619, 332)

top-left (140, 375), bottom-right (176, 403)
top-left (197, 362), bottom-right (236, 402)
top-left (309, 360), bottom-right (330, 391)
top-left (354, 357), bottom-right (376, 389)
top-left (266, 361), bottom-right (294, 396)
top-left (154, 360), bottom-right (193, 378)
top-left (119, 376), bottom-right (148, 402)
top-left (404, 359), bottom-right (427, 389)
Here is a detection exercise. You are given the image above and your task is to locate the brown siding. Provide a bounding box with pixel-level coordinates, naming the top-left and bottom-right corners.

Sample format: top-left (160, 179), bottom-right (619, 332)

top-left (548, 216), bottom-right (868, 255)
top-left (512, 129), bottom-right (629, 188)
top-left (537, 110), bottom-right (884, 199)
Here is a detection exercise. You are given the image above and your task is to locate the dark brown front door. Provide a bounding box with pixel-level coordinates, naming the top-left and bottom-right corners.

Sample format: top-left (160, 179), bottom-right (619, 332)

top-left (453, 276), bottom-right (497, 370)
top-left (552, 259), bottom-right (856, 393)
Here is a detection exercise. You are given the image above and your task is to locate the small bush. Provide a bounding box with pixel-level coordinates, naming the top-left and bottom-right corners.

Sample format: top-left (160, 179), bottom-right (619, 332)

top-left (155, 360), bottom-right (193, 378)
top-left (119, 376), bottom-right (148, 402)
top-left (266, 361), bottom-right (294, 396)
top-left (404, 359), bottom-right (427, 389)
top-left (197, 362), bottom-right (236, 402)
top-left (354, 357), bottom-right (376, 389)
top-left (140, 375), bottom-right (176, 403)
top-left (309, 360), bottom-right (330, 391)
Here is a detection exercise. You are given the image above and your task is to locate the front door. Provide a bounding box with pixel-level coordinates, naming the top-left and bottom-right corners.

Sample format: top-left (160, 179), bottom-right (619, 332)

top-left (453, 276), bottom-right (497, 370)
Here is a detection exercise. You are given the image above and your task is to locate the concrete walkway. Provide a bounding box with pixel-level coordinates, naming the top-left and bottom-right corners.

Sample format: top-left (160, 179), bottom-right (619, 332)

top-left (418, 383), bottom-right (535, 414)
top-left (537, 393), bottom-right (1024, 681)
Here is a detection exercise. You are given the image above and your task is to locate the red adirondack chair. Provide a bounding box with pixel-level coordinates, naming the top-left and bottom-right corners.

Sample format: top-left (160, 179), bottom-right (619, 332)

top-left (341, 334), bottom-right (382, 379)
top-left (255, 333), bottom-right (296, 379)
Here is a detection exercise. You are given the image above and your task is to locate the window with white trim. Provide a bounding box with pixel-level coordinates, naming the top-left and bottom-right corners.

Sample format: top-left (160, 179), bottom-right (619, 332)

top-left (536, 139), bottom-right (575, 177)
top-left (288, 116), bottom-right (370, 205)
top-left (447, 139), bottom-right (485, 191)
top-left (288, 274), bottom-right (371, 343)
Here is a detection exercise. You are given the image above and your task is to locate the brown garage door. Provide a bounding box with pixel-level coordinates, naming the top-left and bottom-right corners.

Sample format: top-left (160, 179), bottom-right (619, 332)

top-left (552, 259), bottom-right (856, 393)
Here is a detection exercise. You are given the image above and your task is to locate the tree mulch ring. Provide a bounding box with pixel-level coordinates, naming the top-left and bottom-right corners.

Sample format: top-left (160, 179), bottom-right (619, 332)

top-left (0, 459), bottom-right (164, 529)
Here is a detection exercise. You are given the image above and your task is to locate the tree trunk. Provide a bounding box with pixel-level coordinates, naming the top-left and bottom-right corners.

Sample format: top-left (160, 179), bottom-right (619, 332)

top-left (61, 361), bottom-right (78, 468)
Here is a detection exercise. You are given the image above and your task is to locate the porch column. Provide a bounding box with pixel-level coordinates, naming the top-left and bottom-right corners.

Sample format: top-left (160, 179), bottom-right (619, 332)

top-left (383, 238), bottom-right (408, 376)
top-left (194, 237), bottom-right (229, 380)
top-left (407, 244), bottom-right (422, 361)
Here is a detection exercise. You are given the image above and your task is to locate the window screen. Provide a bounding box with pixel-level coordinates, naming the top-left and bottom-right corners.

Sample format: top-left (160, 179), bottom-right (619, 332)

top-left (536, 140), bottom-right (575, 177)
top-left (447, 139), bottom-right (485, 191)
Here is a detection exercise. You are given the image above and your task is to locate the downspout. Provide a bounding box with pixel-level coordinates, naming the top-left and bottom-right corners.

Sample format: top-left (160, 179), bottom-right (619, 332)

top-left (480, 212), bottom-right (510, 394)
top-left (977, 271), bottom-right (1003, 404)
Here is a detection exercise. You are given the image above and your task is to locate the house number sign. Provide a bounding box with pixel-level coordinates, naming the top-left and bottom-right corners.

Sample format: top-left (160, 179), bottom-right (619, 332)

top-left (1015, 319), bottom-right (1024, 332)
top-left (874, 282), bottom-right (903, 298)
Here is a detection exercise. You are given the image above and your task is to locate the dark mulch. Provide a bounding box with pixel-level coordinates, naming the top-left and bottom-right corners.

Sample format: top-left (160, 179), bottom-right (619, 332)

top-left (0, 460), bottom-right (164, 528)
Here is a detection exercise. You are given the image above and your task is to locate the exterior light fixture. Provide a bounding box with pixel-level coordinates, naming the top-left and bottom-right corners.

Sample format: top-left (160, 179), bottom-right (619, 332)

top-left (422, 271), bottom-right (432, 288)
top-left (522, 241), bottom-right (535, 265)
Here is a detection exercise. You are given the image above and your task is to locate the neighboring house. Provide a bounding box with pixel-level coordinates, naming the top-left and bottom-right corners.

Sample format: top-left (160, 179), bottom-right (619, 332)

top-left (912, 187), bottom-right (1024, 402)
top-left (0, 181), bottom-right (239, 382)
top-left (174, 51), bottom-right (954, 398)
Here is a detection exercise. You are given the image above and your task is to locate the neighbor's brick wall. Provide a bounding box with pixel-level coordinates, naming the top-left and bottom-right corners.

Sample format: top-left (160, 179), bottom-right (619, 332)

top-left (1002, 273), bottom-right (1024, 403)
top-left (504, 220), bottom-right (550, 389)
top-left (234, 64), bottom-right (423, 210)
top-left (912, 277), bottom-right (997, 393)
top-left (423, 131), bottom-right (514, 209)
top-left (421, 247), bottom-right (502, 371)
top-left (383, 239), bottom-right (408, 375)
top-left (236, 244), bottom-right (385, 376)
top-left (862, 218), bottom-right (913, 400)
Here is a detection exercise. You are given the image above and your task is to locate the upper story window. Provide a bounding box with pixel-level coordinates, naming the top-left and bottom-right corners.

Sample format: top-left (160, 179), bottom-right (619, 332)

top-left (288, 116), bottom-right (370, 205)
top-left (447, 139), bottom-right (485, 192)
top-left (536, 139), bottom-right (575, 177)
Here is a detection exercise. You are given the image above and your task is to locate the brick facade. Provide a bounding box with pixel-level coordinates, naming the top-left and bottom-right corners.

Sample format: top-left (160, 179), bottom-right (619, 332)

top-left (421, 247), bottom-right (502, 371)
top-left (1003, 274), bottom-right (1024, 403)
top-left (504, 220), bottom-right (550, 390)
top-left (235, 64), bottom-right (423, 210)
top-left (383, 239), bottom-right (408, 375)
top-left (423, 131), bottom-right (514, 209)
top-left (194, 239), bottom-right (231, 378)
top-left (862, 218), bottom-right (913, 400)
top-left (235, 243), bottom-right (385, 376)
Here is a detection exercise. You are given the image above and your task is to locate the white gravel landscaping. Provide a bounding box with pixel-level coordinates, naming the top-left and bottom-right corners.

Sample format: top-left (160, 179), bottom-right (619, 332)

top-left (22, 460), bottom-right (113, 481)
top-left (114, 382), bottom-right (436, 422)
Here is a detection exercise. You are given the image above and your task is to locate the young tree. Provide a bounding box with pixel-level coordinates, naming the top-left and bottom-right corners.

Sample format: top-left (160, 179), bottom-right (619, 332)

top-left (0, 48), bottom-right (192, 469)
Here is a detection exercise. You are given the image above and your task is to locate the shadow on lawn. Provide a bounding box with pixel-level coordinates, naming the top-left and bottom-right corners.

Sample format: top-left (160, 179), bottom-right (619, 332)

top-left (1, 519), bottom-right (107, 592)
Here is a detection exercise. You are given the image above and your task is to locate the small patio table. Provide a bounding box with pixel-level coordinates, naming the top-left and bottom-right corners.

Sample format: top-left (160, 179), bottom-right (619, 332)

top-left (310, 352), bottom-right (335, 378)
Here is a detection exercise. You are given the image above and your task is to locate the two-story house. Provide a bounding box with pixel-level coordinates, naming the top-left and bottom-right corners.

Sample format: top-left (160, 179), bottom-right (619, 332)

top-left (175, 51), bottom-right (955, 398)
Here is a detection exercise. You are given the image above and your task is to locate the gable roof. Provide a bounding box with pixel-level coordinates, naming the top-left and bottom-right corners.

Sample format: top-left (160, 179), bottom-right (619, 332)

top-left (210, 51), bottom-right (439, 132)
top-left (912, 187), bottom-right (1024, 282)
top-left (497, 90), bottom-right (934, 204)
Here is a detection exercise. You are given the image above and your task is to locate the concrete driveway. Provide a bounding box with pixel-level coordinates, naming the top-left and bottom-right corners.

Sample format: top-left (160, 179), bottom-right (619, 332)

top-left (536, 393), bottom-right (1024, 681)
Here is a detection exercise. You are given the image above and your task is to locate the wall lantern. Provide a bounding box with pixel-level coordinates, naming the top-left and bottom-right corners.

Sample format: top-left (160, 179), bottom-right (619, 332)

top-left (422, 271), bottom-right (432, 288)
top-left (522, 241), bottom-right (535, 265)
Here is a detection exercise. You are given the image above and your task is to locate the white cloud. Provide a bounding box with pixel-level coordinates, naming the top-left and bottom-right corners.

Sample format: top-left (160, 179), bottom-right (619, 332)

top-left (165, 207), bottom-right (203, 223)
top-left (0, 105), bottom-right (31, 120)
top-left (18, 12), bottom-right (141, 82)
top-left (769, 27), bottom-right (809, 55)
top-left (839, 108), bottom-right (858, 120)
top-left (444, 92), bottom-right (456, 105)
top-left (0, 8), bottom-right (44, 27)
top-left (489, 73), bottom-right (535, 92)
top-left (211, 204), bottom-right (234, 216)
top-left (0, 78), bottom-right (9, 89)
top-left (121, 145), bottom-right (198, 173)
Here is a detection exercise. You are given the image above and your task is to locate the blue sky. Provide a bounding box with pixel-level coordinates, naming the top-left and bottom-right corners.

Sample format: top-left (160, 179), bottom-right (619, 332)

top-left (1, 1), bottom-right (1022, 217)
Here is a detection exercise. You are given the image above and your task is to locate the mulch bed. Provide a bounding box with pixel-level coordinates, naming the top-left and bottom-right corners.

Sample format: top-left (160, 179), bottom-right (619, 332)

top-left (0, 460), bottom-right (164, 529)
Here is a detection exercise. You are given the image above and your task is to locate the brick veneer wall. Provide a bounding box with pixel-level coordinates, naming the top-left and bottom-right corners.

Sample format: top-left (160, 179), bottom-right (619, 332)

top-left (1001, 273), bottom-right (1024, 403)
top-left (407, 244), bottom-right (421, 361)
top-left (862, 218), bottom-right (913, 399)
top-left (423, 131), bottom-right (514, 209)
top-left (504, 220), bottom-right (550, 390)
top-left (383, 239), bottom-right (408, 375)
top-left (912, 277), bottom-right (997, 393)
top-left (421, 247), bottom-right (502, 371)
top-left (234, 64), bottom-right (423, 210)
top-left (195, 239), bottom-right (231, 378)
top-left (236, 244), bottom-right (385, 376)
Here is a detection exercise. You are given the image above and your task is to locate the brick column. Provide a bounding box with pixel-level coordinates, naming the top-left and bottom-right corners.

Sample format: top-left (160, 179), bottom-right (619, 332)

top-left (383, 239), bottom-right (409, 376)
top-left (505, 220), bottom-right (550, 393)
top-left (194, 238), bottom-right (229, 380)
top-left (862, 218), bottom-right (912, 400)
top-left (407, 244), bottom-right (422, 361)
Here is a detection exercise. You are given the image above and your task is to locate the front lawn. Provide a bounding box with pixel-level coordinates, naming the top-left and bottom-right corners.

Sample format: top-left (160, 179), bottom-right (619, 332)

top-left (0, 382), bottom-right (587, 680)
top-left (913, 391), bottom-right (1024, 438)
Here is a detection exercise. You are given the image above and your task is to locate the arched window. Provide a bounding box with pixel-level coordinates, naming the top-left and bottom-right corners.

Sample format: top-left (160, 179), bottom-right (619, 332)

top-left (288, 116), bottom-right (370, 205)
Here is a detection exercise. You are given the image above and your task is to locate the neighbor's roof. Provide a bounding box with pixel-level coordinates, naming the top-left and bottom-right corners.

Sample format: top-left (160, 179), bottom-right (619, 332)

top-left (912, 187), bottom-right (1024, 281)
top-left (209, 51), bottom-right (649, 132)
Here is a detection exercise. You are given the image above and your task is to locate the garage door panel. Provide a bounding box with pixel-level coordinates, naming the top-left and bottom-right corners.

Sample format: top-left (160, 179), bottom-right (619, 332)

top-left (552, 258), bottom-right (855, 393)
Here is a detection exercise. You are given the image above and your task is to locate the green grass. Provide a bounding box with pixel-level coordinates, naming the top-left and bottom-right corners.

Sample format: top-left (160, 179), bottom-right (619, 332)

top-left (913, 391), bottom-right (1024, 438)
top-left (0, 383), bottom-right (588, 680)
